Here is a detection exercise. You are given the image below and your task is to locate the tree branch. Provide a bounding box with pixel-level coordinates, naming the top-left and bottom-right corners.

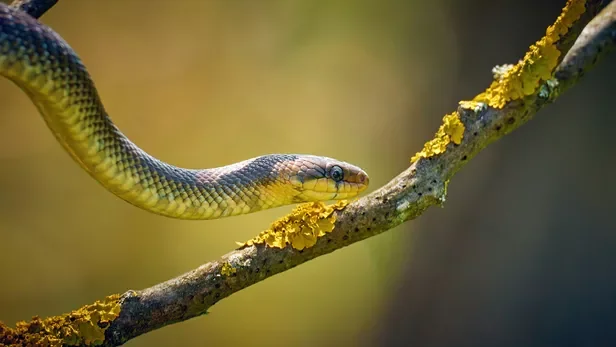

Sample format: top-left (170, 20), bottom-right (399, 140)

top-left (555, 0), bottom-right (616, 88)
top-left (1, 0), bottom-right (615, 346)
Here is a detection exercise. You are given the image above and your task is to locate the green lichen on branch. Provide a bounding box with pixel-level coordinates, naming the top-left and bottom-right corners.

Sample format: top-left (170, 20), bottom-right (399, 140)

top-left (220, 262), bottom-right (237, 277)
top-left (411, 112), bottom-right (465, 163)
top-left (237, 201), bottom-right (348, 250)
top-left (0, 294), bottom-right (121, 346)
top-left (474, 0), bottom-right (586, 108)
top-left (458, 100), bottom-right (488, 113)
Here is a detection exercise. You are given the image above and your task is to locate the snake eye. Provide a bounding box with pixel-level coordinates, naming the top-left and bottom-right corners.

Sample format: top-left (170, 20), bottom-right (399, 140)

top-left (329, 165), bottom-right (344, 182)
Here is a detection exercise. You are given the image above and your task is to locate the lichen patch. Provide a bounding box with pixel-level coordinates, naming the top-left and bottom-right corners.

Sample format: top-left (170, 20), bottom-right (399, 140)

top-left (0, 294), bottom-right (121, 346)
top-left (220, 262), bottom-right (237, 276)
top-left (237, 201), bottom-right (348, 250)
top-left (458, 100), bottom-right (487, 113)
top-left (474, 0), bottom-right (586, 108)
top-left (411, 112), bottom-right (465, 163)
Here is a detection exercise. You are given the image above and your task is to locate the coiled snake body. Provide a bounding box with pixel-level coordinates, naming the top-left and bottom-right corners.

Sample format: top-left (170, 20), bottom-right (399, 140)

top-left (0, 4), bottom-right (369, 219)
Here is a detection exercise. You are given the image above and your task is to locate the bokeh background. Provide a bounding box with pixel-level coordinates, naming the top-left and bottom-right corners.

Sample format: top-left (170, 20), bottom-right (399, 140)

top-left (0, 0), bottom-right (614, 346)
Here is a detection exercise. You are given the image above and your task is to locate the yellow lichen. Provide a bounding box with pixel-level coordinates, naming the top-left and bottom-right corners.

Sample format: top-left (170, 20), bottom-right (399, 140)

top-left (237, 201), bottom-right (348, 250)
top-left (0, 294), bottom-right (121, 346)
top-left (220, 262), bottom-right (237, 276)
top-left (474, 0), bottom-right (586, 108)
top-left (411, 112), bottom-right (465, 163)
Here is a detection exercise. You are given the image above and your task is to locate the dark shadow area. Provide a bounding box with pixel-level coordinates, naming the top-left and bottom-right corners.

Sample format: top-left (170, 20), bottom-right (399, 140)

top-left (370, 1), bottom-right (616, 346)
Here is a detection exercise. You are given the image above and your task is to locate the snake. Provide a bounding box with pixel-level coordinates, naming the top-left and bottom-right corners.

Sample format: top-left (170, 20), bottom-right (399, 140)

top-left (0, 3), bottom-right (369, 220)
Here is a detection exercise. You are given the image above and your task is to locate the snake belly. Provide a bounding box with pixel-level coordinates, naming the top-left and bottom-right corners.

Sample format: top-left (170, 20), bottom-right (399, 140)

top-left (0, 5), bottom-right (369, 220)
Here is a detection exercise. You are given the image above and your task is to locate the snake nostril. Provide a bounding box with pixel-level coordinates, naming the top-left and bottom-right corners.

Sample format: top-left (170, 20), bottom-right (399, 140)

top-left (357, 172), bottom-right (368, 185)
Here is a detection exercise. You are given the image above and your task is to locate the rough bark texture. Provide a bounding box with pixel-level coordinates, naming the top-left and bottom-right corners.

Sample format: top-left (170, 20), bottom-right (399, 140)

top-left (1, 0), bottom-right (615, 346)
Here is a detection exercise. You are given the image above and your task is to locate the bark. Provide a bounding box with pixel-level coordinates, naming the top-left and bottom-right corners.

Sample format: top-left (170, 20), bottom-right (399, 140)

top-left (1, 0), bottom-right (614, 346)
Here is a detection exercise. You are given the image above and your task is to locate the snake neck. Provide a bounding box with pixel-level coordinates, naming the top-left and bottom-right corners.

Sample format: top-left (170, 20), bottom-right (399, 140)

top-left (0, 6), bottom-right (300, 219)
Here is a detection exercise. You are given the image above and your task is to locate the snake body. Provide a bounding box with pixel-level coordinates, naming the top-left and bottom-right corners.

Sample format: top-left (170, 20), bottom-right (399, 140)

top-left (0, 4), bottom-right (369, 219)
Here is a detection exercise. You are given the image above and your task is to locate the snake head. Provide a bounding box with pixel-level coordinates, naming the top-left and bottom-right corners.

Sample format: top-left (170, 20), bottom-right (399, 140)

top-left (288, 155), bottom-right (369, 202)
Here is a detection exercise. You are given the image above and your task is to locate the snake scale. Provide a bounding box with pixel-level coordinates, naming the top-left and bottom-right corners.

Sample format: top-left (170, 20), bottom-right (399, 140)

top-left (0, 3), bottom-right (369, 220)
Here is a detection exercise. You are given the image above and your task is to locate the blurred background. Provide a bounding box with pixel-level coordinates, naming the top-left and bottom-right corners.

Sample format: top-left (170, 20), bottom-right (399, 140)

top-left (0, 0), bottom-right (614, 346)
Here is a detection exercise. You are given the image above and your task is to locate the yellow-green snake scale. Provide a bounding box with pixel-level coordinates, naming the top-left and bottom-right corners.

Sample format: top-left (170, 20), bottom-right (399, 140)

top-left (0, 4), bottom-right (369, 219)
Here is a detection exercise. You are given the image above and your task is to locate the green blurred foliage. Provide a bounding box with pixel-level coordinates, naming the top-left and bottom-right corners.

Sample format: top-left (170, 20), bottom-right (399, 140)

top-left (0, 0), bottom-right (455, 345)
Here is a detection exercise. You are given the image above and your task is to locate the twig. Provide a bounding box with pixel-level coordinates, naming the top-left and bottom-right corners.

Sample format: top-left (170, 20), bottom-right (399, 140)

top-left (0, 0), bottom-right (614, 346)
top-left (555, 0), bottom-right (616, 88)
